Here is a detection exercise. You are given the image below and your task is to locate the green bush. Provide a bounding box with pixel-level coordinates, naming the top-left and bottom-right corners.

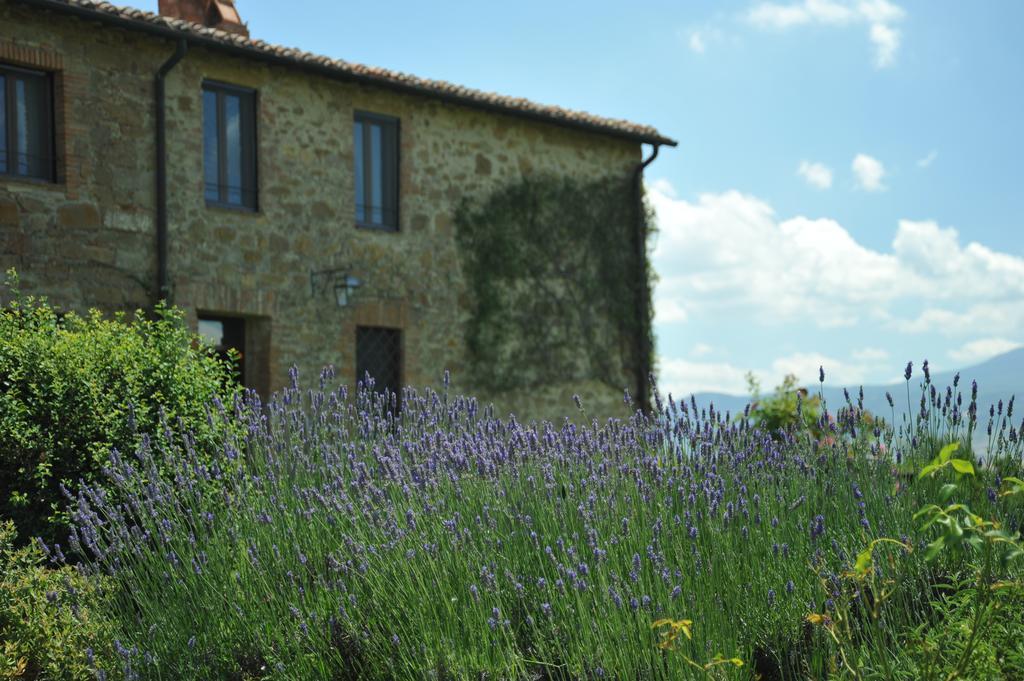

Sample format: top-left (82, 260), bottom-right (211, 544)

top-left (906, 580), bottom-right (1024, 679)
top-left (0, 520), bottom-right (118, 680)
top-left (744, 372), bottom-right (824, 438)
top-left (0, 269), bottom-right (240, 546)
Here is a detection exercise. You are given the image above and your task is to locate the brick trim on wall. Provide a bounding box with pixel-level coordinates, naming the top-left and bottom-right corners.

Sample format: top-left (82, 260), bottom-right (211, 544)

top-left (0, 40), bottom-right (81, 197)
top-left (0, 42), bottom-right (62, 70)
top-left (352, 298), bottom-right (409, 329)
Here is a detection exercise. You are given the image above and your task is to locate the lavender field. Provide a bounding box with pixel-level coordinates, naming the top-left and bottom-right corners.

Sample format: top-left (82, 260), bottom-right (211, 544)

top-left (52, 365), bottom-right (1024, 679)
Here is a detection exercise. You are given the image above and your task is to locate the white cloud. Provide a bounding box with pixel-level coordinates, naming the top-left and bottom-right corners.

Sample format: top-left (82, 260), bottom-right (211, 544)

top-left (692, 343), bottom-right (715, 357)
top-left (650, 177), bottom-right (1024, 395)
top-left (648, 180), bottom-right (1024, 337)
top-left (659, 357), bottom-right (751, 397)
top-left (869, 23), bottom-right (900, 67)
top-left (745, 0), bottom-right (905, 68)
top-left (893, 302), bottom-right (1024, 337)
top-left (658, 351), bottom-right (873, 397)
top-left (856, 0), bottom-right (906, 24)
top-left (655, 297), bottom-right (688, 323)
top-left (685, 26), bottom-right (729, 54)
top-left (797, 160), bottom-right (834, 189)
top-left (852, 153), bottom-right (886, 191)
top-left (852, 347), bottom-right (890, 362)
top-left (892, 220), bottom-right (1024, 297)
top-left (948, 338), bottom-right (1024, 366)
top-left (772, 352), bottom-right (867, 385)
top-left (917, 150), bottom-right (938, 168)
top-left (747, 0), bottom-right (856, 28)
top-left (650, 177), bottom-right (677, 198)
top-left (689, 31), bottom-right (707, 53)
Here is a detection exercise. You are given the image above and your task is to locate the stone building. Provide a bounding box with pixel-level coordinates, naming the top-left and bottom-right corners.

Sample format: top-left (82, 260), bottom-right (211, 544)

top-left (0, 0), bottom-right (675, 420)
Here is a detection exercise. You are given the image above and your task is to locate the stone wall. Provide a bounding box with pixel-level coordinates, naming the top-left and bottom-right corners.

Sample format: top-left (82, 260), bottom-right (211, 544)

top-left (0, 0), bottom-right (644, 423)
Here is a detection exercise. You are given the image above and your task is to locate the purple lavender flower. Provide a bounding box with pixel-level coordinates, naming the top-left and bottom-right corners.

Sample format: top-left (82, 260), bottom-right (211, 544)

top-left (811, 515), bottom-right (826, 540)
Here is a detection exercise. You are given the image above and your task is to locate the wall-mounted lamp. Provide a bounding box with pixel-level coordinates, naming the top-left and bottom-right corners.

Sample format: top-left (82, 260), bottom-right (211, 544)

top-left (311, 269), bottom-right (363, 308)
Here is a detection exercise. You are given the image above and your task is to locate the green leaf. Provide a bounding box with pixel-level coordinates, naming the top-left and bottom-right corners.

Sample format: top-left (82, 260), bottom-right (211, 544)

top-left (853, 546), bottom-right (874, 576)
top-left (938, 441), bottom-right (959, 464)
top-left (939, 483), bottom-right (959, 502)
top-left (925, 536), bottom-right (946, 561)
top-left (919, 462), bottom-right (943, 479)
top-left (950, 459), bottom-right (974, 476)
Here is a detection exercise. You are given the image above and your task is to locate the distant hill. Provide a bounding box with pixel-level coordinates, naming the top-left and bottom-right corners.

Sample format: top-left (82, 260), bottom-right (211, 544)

top-left (677, 348), bottom-right (1023, 449)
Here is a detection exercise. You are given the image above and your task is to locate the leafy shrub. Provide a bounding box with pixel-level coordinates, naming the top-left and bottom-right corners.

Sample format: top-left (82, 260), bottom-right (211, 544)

top-left (0, 520), bottom-right (117, 680)
top-left (744, 372), bottom-right (823, 437)
top-left (0, 269), bottom-right (240, 546)
top-left (907, 578), bottom-right (1024, 679)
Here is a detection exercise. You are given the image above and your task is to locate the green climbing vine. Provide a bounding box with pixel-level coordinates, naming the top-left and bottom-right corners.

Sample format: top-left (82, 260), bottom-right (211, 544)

top-left (455, 172), bottom-right (656, 395)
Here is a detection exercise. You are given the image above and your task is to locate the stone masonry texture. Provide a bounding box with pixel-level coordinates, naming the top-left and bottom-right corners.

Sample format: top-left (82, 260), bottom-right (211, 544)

top-left (0, 0), bottom-right (649, 422)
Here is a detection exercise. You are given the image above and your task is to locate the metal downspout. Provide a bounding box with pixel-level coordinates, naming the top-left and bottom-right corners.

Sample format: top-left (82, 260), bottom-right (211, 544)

top-left (632, 143), bottom-right (661, 414)
top-left (155, 39), bottom-right (189, 306)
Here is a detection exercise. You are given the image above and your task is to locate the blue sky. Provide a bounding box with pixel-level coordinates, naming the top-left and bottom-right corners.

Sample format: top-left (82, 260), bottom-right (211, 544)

top-left (138, 0), bottom-right (1023, 395)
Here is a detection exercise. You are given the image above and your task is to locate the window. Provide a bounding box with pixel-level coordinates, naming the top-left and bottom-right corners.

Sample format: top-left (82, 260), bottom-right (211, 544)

top-left (203, 82), bottom-right (257, 209)
top-left (354, 112), bottom-right (398, 230)
top-left (0, 64), bottom-right (54, 182)
top-left (356, 326), bottom-right (402, 400)
top-left (199, 315), bottom-right (247, 386)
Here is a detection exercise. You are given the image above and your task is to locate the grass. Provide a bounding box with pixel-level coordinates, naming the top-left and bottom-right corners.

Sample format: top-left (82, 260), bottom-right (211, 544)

top-left (51, 365), bottom-right (1024, 679)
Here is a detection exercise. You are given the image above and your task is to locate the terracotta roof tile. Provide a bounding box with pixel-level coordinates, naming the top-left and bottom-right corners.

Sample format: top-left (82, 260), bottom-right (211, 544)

top-left (22, 0), bottom-right (676, 146)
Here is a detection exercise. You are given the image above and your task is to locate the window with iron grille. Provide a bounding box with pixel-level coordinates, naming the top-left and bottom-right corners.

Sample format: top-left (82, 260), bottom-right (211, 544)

top-left (354, 111), bottom-right (399, 230)
top-left (0, 64), bottom-right (55, 182)
top-left (356, 326), bottom-right (402, 399)
top-left (203, 81), bottom-right (257, 210)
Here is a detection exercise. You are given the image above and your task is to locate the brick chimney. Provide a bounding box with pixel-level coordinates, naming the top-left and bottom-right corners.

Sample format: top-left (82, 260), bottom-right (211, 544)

top-left (158, 0), bottom-right (249, 37)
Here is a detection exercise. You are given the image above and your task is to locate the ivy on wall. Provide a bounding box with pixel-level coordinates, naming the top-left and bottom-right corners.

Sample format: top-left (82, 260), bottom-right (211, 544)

top-left (455, 172), bottom-right (655, 395)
